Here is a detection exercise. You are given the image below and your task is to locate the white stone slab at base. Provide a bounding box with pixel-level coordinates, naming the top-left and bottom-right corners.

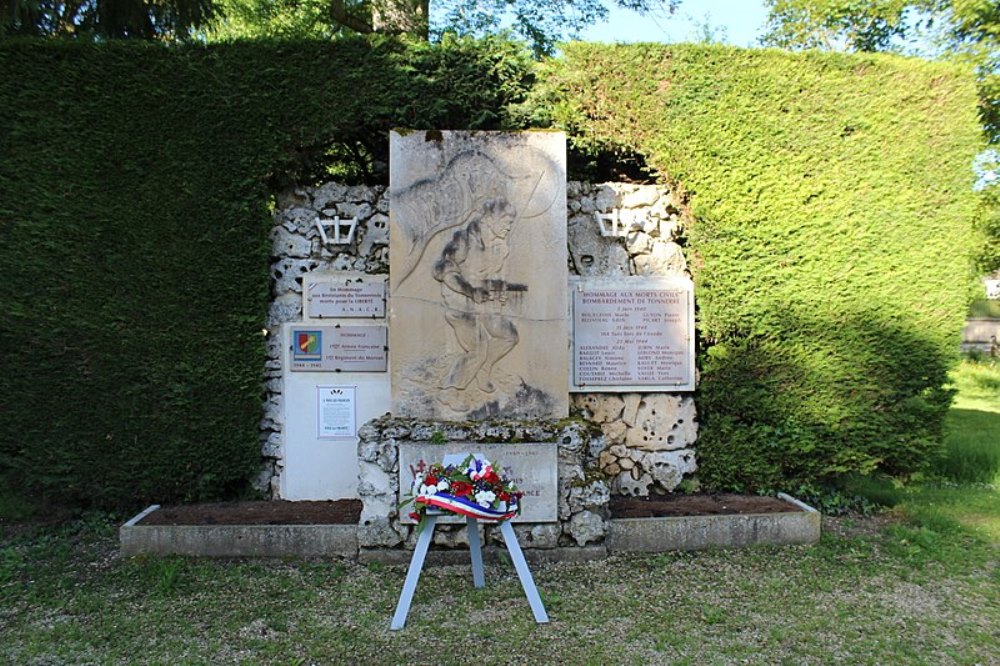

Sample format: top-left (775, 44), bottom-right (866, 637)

top-left (398, 442), bottom-right (558, 523)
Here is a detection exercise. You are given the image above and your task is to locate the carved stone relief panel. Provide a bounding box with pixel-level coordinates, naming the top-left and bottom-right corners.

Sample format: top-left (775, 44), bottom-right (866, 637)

top-left (389, 131), bottom-right (569, 420)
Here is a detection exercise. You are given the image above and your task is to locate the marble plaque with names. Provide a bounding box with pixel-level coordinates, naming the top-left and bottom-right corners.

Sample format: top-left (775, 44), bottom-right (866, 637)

top-left (290, 325), bottom-right (387, 372)
top-left (398, 442), bottom-right (557, 523)
top-left (306, 278), bottom-right (386, 319)
top-left (571, 277), bottom-right (695, 392)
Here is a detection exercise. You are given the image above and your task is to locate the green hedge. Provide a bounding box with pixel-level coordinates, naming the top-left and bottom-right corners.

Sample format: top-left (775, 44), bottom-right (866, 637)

top-left (1, 38), bottom-right (984, 507)
top-left (0, 35), bottom-right (533, 510)
top-left (543, 43), bottom-right (984, 490)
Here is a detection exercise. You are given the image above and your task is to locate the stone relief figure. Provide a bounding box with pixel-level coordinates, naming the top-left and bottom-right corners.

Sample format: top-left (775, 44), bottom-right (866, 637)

top-left (432, 197), bottom-right (527, 395)
top-left (390, 132), bottom-right (566, 419)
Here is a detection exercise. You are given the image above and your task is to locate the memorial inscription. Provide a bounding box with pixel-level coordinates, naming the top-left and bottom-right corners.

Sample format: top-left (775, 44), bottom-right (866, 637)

top-left (290, 325), bottom-right (388, 372)
top-left (305, 278), bottom-right (386, 319)
top-left (571, 277), bottom-right (695, 392)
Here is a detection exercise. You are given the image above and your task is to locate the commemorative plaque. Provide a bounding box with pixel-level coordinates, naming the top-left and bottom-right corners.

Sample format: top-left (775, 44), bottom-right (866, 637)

top-left (570, 277), bottom-right (695, 392)
top-left (305, 277), bottom-right (386, 319)
top-left (290, 325), bottom-right (388, 372)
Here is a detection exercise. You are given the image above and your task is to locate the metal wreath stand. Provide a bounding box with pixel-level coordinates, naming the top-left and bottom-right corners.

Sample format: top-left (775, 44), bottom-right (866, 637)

top-left (390, 454), bottom-right (549, 630)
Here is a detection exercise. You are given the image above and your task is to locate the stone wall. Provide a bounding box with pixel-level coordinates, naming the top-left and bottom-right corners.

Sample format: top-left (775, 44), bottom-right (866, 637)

top-left (261, 181), bottom-right (697, 500)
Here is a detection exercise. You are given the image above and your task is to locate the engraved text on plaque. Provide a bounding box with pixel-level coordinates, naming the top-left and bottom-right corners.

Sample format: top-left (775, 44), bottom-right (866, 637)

top-left (571, 277), bottom-right (694, 391)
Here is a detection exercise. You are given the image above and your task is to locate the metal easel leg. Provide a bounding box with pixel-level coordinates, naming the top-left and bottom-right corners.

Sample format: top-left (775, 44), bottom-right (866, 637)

top-left (467, 516), bottom-right (485, 588)
top-left (390, 515), bottom-right (437, 630)
top-left (499, 520), bottom-right (549, 624)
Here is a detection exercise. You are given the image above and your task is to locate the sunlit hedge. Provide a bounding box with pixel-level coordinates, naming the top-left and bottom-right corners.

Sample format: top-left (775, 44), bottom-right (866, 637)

top-left (543, 43), bottom-right (984, 489)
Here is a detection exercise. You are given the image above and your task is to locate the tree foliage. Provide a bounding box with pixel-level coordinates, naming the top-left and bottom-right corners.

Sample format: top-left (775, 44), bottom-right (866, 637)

top-left (0, 0), bottom-right (215, 38)
top-left (431, 0), bottom-right (678, 56)
top-left (203, 0), bottom-right (679, 55)
top-left (761, 0), bottom-right (998, 141)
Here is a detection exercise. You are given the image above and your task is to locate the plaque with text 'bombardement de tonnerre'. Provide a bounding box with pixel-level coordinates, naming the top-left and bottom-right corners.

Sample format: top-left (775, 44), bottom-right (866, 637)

top-left (570, 276), bottom-right (695, 392)
top-left (290, 325), bottom-right (387, 372)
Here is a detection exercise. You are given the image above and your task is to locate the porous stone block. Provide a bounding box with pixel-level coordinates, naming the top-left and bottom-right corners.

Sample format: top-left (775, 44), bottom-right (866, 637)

top-left (573, 393), bottom-right (625, 423)
top-left (281, 206), bottom-right (317, 234)
top-left (513, 523), bottom-right (561, 549)
top-left (624, 395), bottom-right (697, 452)
top-left (271, 258), bottom-right (320, 296)
top-left (357, 463), bottom-right (393, 497)
top-left (621, 185), bottom-right (661, 209)
top-left (615, 471), bottom-right (653, 496)
top-left (267, 293), bottom-right (302, 327)
top-left (312, 182), bottom-right (348, 209)
top-left (568, 216), bottom-right (630, 277)
top-left (625, 230), bottom-right (652, 256)
top-left (357, 516), bottom-right (403, 548)
top-left (567, 510), bottom-right (605, 546)
top-left (600, 420), bottom-right (627, 445)
top-left (645, 448), bottom-right (697, 491)
top-left (633, 240), bottom-right (687, 276)
top-left (271, 227), bottom-right (313, 259)
top-left (593, 184), bottom-right (618, 211)
top-left (567, 480), bottom-right (611, 513)
top-left (621, 393), bottom-right (642, 427)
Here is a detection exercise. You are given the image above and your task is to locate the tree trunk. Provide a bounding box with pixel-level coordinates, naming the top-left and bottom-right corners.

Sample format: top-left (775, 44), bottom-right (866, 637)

top-left (371, 0), bottom-right (429, 39)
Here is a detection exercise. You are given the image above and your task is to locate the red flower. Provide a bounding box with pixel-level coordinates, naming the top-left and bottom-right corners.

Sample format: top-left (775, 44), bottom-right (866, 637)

top-left (451, 481), bottom-right (473, 497)
top-left (484, 470), bottom-right (500, 484)
top-left (498, 491), bottom-right (510, 501)
top-left (424, 474), bottom-right (438, 486)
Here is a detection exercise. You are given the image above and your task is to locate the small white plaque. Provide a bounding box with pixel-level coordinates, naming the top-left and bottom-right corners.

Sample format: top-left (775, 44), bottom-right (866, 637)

top-left (306, 278), bottom-right (386, 319)
top-left (317, 385), bottom-right (356, 438)
top-left (398, 442), bottom-right (558, 523)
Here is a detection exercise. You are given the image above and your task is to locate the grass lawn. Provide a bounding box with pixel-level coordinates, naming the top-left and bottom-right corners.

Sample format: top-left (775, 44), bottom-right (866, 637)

top-left (1, 359), bottom-right (997, 664)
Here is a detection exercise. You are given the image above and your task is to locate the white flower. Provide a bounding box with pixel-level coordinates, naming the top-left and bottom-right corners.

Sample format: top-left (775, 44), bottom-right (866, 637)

top-left (419, 484), bottom-right (438, 496)
top-left (436, 480), bottom-right (449, 492)
top-left (475, 490), bottom-right (496, 508)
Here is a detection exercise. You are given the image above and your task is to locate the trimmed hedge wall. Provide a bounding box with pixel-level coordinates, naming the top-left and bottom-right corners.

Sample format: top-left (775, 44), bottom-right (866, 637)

top-left (0, 38), bottom-right (983, 508)
top-left (0, 36), bottom-right (533, 509)
top-left (543, 43), bottom-right (984, 490)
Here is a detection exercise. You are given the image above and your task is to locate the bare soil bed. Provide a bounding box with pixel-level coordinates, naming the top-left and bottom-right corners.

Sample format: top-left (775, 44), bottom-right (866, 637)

top-left (136, 494), bottom-right (800, 526)
top-left (138, 499), bottom-right (362, 526)
top-left (610, 493), bottom-right (802, 518)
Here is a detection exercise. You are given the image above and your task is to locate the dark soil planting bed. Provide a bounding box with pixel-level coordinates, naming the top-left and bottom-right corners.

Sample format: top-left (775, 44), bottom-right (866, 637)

top-left (610, 493), bottom-right (803, 518)
top-left (138, 500), bottom-right (362, 526)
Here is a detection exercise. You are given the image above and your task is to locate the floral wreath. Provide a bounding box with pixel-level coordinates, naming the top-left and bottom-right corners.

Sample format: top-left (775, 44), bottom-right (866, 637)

top-left (402, 453), bottom-right (524, 524)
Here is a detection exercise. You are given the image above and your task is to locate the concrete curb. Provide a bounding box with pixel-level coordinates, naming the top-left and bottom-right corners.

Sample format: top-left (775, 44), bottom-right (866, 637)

top-left (120, 495), bottom-right (820, 559)
top-left (120, 506), bottom-right (358, 558)
top-left (606, 494), bottom-right (820, 553)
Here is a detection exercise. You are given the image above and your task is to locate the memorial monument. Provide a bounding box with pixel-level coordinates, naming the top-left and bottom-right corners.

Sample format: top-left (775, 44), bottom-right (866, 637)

top-left (389, 131), bottom-right (569, 420)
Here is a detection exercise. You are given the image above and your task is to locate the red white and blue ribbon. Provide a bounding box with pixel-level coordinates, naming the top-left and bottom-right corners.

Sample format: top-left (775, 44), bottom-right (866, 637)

top-left (416, 493), bottom-right (518, 522)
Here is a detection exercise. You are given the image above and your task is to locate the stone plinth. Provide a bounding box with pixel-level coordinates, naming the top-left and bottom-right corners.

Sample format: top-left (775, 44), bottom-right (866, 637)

top-left (356, 416), bottom-right (609, 551)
